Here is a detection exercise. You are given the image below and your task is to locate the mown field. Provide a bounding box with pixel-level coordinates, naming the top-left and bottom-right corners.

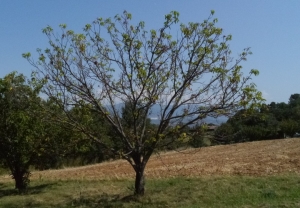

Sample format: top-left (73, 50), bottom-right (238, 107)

top-left (1, 138), bottom-right (300, 207)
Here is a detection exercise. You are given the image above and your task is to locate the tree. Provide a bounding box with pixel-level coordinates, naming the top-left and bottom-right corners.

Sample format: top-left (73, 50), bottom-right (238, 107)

top-left (24, 10), bottom-right (263, 195)
top-left (35, 99), bottom-right (114, 169)
top-left (214, 122), bottom-right (236, 144)
top-left (32, 99), bottom-right (82, 169)
top-left (289, 93), bottom-right (300, 107)
top-left (215, 107), bottom-right (280, 143)
top-left (0, 72), bottom-right (43, 191)
top-left (64, 103), bottom-right (114, 165)
top-left (279, 119), bottom-right (299, 137)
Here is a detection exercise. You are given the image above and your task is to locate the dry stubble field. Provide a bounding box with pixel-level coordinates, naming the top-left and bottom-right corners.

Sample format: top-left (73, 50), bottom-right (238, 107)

top-left (1, 138), bottom-right (299, 183)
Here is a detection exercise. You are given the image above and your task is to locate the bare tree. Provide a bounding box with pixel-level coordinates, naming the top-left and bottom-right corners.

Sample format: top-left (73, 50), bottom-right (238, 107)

top-left (24, 10), bottom-right (263, 195)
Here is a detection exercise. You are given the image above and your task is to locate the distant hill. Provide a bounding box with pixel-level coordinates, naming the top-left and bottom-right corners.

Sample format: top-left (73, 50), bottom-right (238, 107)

top-left (148, 103), bottom-right (228, 125)
top-left (110, 103), bottom-right (228, 125)
top-left (149, 116), bottom-right (227, 125)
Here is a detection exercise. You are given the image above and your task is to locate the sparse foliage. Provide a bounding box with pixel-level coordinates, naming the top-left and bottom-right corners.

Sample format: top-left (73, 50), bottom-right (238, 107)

top-left (24, 10), bottom-right (263, 195)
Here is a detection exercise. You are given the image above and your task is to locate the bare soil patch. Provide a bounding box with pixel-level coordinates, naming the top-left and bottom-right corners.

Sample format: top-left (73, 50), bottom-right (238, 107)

top-left (1, 138), bottom-right (300, 182)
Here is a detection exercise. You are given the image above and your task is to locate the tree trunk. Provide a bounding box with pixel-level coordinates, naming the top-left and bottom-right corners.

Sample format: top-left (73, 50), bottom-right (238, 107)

top-left (12, 167), bottom-right (30, 192)
top-left (134, 163), bottom-right (145, 196)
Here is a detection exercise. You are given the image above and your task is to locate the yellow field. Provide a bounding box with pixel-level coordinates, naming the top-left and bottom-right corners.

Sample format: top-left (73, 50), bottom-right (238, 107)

top-left (1, 138), bottom-right (300, 182)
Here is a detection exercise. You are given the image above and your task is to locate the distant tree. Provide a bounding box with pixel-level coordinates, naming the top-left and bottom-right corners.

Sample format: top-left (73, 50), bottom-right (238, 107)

top-left (268, 94), bottom-right (300, 136)
top-left (288, 93), bottom-right (300, 107)
top-left (188, 124), bottom-right (208, 147)
top-left (0, 72), bottom-right (43, 191)
top-left (65, 103), bottom-right (114, 164)
top-left (214, 122), bottom-right (235, 143)
top-left (279, 119), bottom-right (299, 137)
top-left (32, 99), bottom-right (82, 169)
top-left (269, 102), bottom-right (290, 122)
top-left (36, 99), bottom-right (114, 168)
top-left (288, 94), bottom-right (300, 123)
top-left (216, 108), bottom-right (279, 143)
top-left (24, 11), bottom-right (263, 195)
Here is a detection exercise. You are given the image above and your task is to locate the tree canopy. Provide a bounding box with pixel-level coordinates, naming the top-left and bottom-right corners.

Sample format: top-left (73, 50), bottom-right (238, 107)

top-left (0, 72), bottom-right (43, 191)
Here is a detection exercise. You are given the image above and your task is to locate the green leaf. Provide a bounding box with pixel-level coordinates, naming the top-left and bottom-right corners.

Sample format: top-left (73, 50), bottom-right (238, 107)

top-left (22, 52), bottom-right (31, 58)
top-left (250, 69), bottom-right (260, 76)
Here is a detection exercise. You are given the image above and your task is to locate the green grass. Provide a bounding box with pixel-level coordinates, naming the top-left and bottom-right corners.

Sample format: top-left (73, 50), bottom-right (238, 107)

top-left (1, 175), bottom-right (300, 207)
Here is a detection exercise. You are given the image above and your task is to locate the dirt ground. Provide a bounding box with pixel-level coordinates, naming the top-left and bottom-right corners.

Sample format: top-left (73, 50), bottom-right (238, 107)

top-left (1, 138), bottom-right (300, 182)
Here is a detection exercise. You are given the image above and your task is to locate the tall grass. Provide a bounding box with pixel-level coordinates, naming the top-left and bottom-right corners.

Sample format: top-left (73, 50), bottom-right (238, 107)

top-left (1, 175), bottom-right (300, 207)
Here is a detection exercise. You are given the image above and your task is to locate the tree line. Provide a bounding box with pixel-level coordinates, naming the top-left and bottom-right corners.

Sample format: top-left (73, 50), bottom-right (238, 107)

top-left (214, 94), bottom-right (300, 144)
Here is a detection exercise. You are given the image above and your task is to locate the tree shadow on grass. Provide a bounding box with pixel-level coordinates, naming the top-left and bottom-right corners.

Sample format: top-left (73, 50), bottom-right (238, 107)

top-left (0, 182), bottom-right (55, 198)
top-left (66, 193), bottom-right (168, 208)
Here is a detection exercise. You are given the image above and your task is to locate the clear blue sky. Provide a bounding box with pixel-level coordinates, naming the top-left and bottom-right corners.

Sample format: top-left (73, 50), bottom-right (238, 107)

top-left (1, 0), bottom-right (299, 103)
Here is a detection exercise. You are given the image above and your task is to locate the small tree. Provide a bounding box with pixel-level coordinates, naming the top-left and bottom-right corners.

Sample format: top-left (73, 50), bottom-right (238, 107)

top-left (24, 11), bottom-right (263, 195)
top-left (0, 72), bottom-right (43, 191)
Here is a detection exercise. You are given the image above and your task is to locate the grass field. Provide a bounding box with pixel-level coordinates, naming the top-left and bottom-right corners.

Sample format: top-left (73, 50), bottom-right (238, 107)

top-left (0, 138), bottom-right (300, 207)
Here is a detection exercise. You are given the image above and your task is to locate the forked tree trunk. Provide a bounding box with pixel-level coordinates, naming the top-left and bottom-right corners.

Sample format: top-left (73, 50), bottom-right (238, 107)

top-left (134, 163), bottom-right (145, 196)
